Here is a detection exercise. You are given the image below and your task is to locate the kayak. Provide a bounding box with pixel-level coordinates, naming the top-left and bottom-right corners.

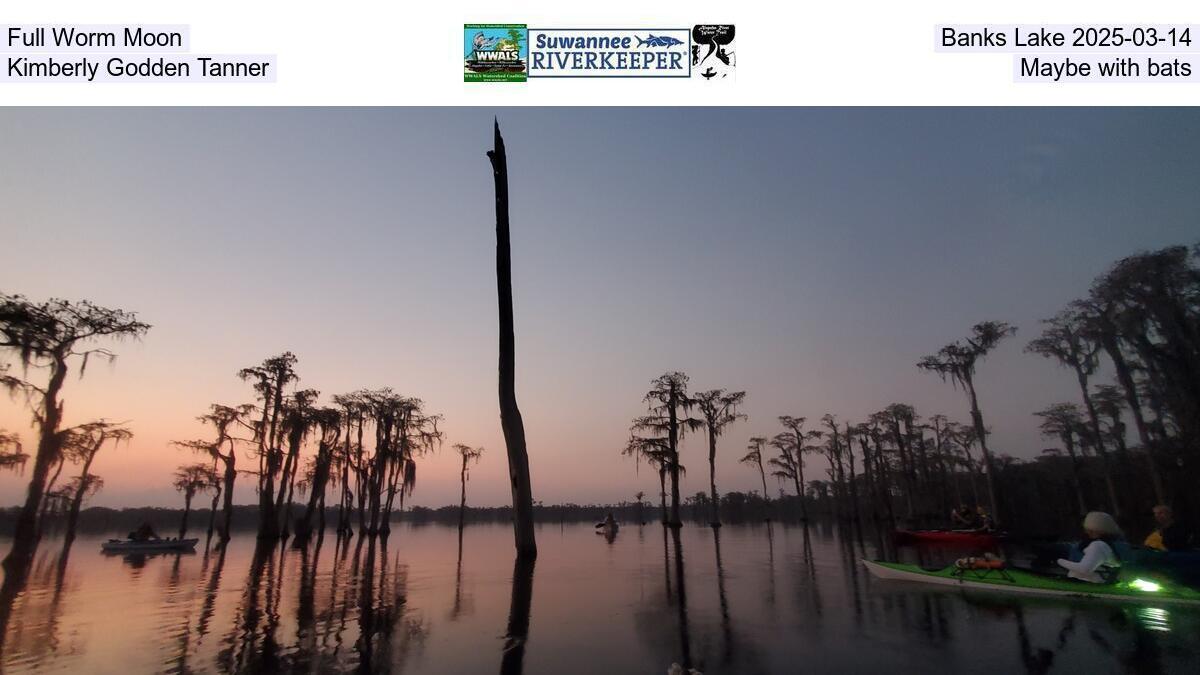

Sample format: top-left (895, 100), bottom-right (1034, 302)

top-left (1118, 544), bottom-right (1200, 570)
top-left (101, 537), bottom-right (198, 553)
top-left (595, 522), bottom-right (619, 536)
top-left (894, 529), bottom-right (1001, 545)
top-left (863, 559), bottom-right (1200, 606)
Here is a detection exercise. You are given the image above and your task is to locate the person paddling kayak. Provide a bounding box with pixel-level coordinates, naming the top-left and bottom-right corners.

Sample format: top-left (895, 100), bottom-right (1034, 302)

top-left (1143, 505), bottom-right (1193, 552)
top-left (1057, 511), bottom-right (1122, 584)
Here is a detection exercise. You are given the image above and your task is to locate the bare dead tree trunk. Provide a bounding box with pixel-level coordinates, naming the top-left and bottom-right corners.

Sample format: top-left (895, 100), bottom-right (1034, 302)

top-left (489, 120), bottom-right (537, 560)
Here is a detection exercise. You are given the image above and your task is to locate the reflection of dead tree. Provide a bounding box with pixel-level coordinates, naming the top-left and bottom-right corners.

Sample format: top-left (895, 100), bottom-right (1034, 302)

top-left (500, 556), bottom-right (536, 675)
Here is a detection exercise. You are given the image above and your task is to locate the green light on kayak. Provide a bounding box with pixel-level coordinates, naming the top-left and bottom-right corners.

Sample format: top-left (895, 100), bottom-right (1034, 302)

top-left (1130, 578), bottom-right (1162, 592)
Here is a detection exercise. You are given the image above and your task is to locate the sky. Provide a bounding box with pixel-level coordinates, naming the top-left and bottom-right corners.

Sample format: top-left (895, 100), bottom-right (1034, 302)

top-left (1, 107), bottom-right (1198, 510)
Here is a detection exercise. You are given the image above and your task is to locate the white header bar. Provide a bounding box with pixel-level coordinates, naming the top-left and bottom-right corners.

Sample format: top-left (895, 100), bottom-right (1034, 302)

top-left (2, 1), bottom-right (1198, 104)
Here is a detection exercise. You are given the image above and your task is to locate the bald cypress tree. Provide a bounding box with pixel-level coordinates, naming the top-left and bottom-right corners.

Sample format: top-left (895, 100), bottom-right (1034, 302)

top-left (0, 293), bottom-right (149, 582)
top-left (918, 321), bottom-right (1015, 524)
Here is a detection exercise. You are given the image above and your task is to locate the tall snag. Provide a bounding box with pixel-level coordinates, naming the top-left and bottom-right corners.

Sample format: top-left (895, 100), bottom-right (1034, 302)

top-left (489, 120), bottom-right (537, 559)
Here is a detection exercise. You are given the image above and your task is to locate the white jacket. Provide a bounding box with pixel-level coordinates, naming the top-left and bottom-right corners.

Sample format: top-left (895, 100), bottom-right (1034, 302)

top-left (1057, 539), bottom-right (1119, 583)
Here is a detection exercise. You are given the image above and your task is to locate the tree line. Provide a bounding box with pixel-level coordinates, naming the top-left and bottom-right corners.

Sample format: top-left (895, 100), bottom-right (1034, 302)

top-left (0, 292), bottom-right (504, 596)
top-left (622, 243), bottom-right (1200, 536)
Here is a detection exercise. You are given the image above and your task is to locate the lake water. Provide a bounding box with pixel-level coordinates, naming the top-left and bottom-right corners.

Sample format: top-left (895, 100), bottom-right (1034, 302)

top-left (1, 522), bottom-right (1197, 674)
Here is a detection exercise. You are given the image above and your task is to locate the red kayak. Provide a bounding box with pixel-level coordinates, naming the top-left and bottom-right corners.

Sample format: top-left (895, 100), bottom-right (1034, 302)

top-left (894, 529), bottom-right (1002, 545)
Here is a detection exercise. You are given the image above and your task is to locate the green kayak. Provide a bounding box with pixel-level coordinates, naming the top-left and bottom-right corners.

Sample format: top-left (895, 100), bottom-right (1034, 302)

top-left (863, 559), bottom-right (1200, 607)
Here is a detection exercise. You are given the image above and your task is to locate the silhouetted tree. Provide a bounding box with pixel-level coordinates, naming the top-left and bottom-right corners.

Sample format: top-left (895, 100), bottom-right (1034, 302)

top-left (174, 463), bottom-right (216, 538)
top-left (741, 437), bottom-right (770, 517)
top-left (820, 414), bottom-right (851, 520)
top-left (58, 423), bottom-right (129, 549)
top-left (623, 434), bottom-right (673, 523)
top-left (0, 429), bottom-right (27, 474)
top-left (1069, 245), bottom-right (1200, 505)
top-left (489, 120), bottom-right (537, 559)
top-left (772, 416), bottom-right (821, 520)
top-left (454, 444), bottom-right (484, 529)
top-left (693, 389), bottom-right (746, 526)
top-left (1034, 403), bottom-right (1088, 516)
top-left (174, 403), bottom-right (254, 544)
top-left (332, 391), bottom-right (366, 536)
top-left (357, 389), bottom-right (441, 536)
top-left (878, 404), bottom-right (919, 519)
top-left (0, 293), bottom-right (149, 582)
top-left (1091, 384), bottom-right (1130, 464)
top-left (238, 352), bottom-right (299, 540)
top-left (633, 372), bottom-right (701, 527)
top-left (924, 414), bottom-right (956, 517)
top-left (918, 320), bottom-right (1015, 523)
top-left (276, 389), bottom-right (319, 540)
top-left (1028, 309), bottom-right (1120, 516)
top-left (293, 406), bottom-right (342, 542)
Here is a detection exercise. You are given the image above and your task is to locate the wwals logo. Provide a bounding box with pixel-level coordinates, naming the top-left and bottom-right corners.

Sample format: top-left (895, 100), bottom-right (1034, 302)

top-left (464, 24), bottom-right (527, 82)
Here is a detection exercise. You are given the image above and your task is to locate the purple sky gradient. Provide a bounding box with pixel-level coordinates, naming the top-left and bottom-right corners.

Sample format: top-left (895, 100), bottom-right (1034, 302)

top-left (1, 108), bottom-right (1197, 509)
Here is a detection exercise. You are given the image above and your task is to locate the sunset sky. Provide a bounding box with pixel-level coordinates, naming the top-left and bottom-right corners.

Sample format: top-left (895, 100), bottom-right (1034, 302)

top-left (1, 107), bottom-right (1197, 509)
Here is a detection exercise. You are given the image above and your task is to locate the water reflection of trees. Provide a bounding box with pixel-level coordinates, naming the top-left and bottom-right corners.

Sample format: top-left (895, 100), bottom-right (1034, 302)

top-left (499, 556), bottom-right (535, 675)
top-left (449, 528), bottom-right (475, 621)
top-left (632, 526), bottom-right (777, 675)
top-left (1, 525), bottom-right (1191, 673)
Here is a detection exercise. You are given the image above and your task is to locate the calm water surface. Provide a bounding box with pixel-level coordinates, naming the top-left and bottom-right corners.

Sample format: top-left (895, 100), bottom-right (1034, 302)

top-left (1, 522), bottom-right (1197, 674)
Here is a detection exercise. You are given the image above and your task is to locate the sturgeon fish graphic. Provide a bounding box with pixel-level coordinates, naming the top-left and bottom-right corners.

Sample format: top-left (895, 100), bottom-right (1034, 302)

top-left (636, 34), bottom-right (685, 48)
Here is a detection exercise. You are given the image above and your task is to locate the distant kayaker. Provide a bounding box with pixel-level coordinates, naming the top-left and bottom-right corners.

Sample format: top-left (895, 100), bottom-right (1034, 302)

top-left (1057, 511), bottom-right (1122, 583)
top-left (1143, 505), bottom-right (1192, 552)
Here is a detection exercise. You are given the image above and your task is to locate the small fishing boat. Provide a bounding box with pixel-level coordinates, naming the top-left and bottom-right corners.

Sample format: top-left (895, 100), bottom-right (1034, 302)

top-left (863, 559), bottom-right (1200, 606)
top-left (595, 521), bottom-right (619, 537)
top-left (894, 529), bottom-right (1001, 546)
top-left (101, 537), bottom-right (198, 553)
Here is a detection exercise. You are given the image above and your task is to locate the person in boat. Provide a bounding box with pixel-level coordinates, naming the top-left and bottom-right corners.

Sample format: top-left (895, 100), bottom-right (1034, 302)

top-left (1057, 511), bottom-right (1122, 583)
top-left (128, 522), bottom-right (159, 542)
top-left (603, 513), bottom-right (617, 529)
top-left (950, 505), bottom-right (978, 529)
top-left (1143, 505), bottom-right (1192, 552)
top-left (973, 506), bottom-right (995, 532)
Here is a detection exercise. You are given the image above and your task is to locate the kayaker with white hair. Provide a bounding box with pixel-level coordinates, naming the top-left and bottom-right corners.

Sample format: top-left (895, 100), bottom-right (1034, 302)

top-left (1057, 511), bottom-right (1122, 584)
